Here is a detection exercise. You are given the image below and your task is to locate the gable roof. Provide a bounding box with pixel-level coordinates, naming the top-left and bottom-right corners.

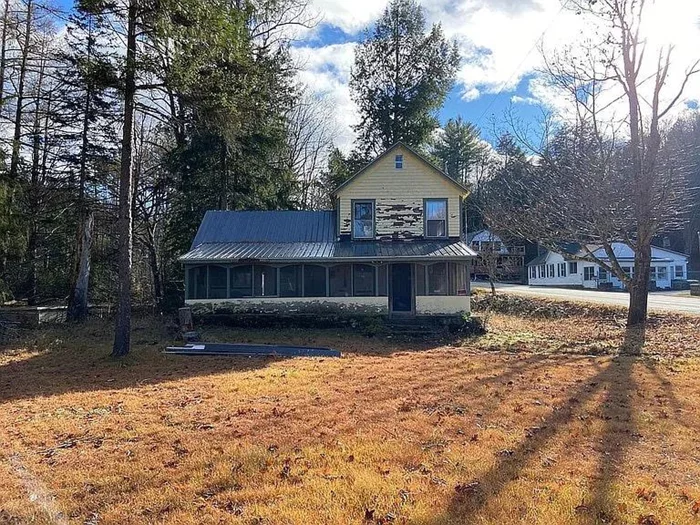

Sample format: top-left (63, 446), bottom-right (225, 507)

top-left (332, 142), bottom-right (469, 195)
top-left (190, 210), bottom-right (336, 249)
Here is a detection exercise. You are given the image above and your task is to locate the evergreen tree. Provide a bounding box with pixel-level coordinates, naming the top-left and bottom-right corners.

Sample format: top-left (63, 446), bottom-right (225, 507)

top-left (350, 0), bottom-right (459, 156)
top-left (318, 147), bottom-right (352, 207)
top-left (432, 116), bottom-right (482, 185)
top-left (56, 5), bottom-right (119, 322)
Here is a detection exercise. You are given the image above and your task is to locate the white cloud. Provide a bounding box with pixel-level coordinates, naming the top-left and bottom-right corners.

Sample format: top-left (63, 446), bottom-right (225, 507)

top-left (309, 0), bottom-right (388, 33)
top-left (297, 0), bottom-right (700, 150)
top-left (291, 43), bottom-right (358, 151)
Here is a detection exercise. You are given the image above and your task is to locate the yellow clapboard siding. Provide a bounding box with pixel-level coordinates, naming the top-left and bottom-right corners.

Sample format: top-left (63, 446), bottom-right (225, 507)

top-left (336, 145), bottom-right (466, 239)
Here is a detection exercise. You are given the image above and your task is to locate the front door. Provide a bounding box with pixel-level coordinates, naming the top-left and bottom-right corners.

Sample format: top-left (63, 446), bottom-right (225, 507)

top-left (391, 263), bottom-right (413, 314)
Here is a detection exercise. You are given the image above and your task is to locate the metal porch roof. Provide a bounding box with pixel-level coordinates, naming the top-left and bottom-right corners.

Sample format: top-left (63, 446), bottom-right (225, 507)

top-left (179, 240), bottom-right (477, 263)
top-left (191, 210), bottom-right (336, 249)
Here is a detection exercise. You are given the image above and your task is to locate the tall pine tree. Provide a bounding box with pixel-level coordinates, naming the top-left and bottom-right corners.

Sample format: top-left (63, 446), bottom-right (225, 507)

top-left (432, 116), bottom-right (482, 186)
top-left (349, 0), bottom-right (459, 157)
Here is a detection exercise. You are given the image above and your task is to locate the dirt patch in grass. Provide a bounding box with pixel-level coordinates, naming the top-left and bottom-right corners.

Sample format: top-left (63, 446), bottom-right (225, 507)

top-left (1, 314), bottom-right (699, 524)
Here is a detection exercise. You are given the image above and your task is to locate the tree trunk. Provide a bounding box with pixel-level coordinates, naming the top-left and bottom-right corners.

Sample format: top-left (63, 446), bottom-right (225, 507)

top-left (112, 0), bottom-right (137, 358)
top-left (146, 232), bottom-right (162, 308)
top-left (627, 241), bottom-right (651, 327)
top-left (67, 212), bottom-right (93, 322)
top-left (0, 0), bottom-right (11, 112)
top-left (67, 16), bottom-right (96, 322)
top-left (26, 49), bottom-right (46, 306)
top-left (10, 0), bottom-right (33, 180)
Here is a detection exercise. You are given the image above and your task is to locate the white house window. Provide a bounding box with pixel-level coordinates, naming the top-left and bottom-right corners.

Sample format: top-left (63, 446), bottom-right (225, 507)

top-left (425, 199), bottom-right (447, 238)
top-left (395, 154), bottom-right (403, 169)
top-left (558, 263), bottom-right (566, 277)
top-left (657, 266), bottom-right (668, 281)
top-left (352, 201), bottom-right (374, 239)
top-left (568, 262), bottom-right (578, 274)
top-left (548, 264), bottom-right (555, 278)
top-left (622, 266), bottom-right (632, 278)
top-left (530, 266), bottom-right (536, 279)
top-left (584, 266), bottom-right (595, 280)
top-left (599, 268), bottom-right (608, 282)
top-left (675, 265), bottom-right (684, 279)
top-left (539, 264), bottom-right (545, 278)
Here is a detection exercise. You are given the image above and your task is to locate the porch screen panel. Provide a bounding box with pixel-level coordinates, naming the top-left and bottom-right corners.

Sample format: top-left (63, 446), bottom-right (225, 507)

top-left (353, 264), bottom-right (376, 296)
top-left (427, 263), bottom-right (448, 295)
top-left (378, 265), bottom-right (388, 296)
top-left (304, 265), bottom-right (327, 297)
top-left (329, 264), bottom-right (352, 297)
top-left (415, 264), bottom-right (426, 296)
top-left (450, 263), bottom-right (467, 295)
top-left (280, 265), bottom-right (302, 297)
top-left (187, 266), bottom-right (207, 299)
top-left (209, 266), bottom-right (228, 299)
top-left (254, 265), bottom-right (278, 296)
top-left (230, 265), bottom-right (253, 297)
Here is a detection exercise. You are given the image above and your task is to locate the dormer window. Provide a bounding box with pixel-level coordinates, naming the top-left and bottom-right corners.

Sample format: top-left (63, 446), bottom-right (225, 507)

top-left (425, 199), bottom-right (447, 238)
top-left (395, 154), bottom-right (403, 169)
top-left (352, 200), bottom-right (374, 239)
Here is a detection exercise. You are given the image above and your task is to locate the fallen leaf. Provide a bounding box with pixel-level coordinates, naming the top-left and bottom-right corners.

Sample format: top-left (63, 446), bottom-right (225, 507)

top-left (637, 515), bottom-right (661, 525)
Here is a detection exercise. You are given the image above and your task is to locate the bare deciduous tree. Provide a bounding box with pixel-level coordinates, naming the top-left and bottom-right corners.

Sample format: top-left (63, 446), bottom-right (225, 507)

top-left (485, 0), bottom-right (699, 330)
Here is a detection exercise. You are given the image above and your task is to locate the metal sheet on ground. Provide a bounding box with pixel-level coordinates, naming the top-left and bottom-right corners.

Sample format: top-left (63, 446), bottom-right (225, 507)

top-left (164, 342), bottom-right (340, 358)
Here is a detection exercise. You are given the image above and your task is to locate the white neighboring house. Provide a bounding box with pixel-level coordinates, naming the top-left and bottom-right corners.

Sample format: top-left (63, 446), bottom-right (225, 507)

top-left (527, 243), bottom-right (689, 290)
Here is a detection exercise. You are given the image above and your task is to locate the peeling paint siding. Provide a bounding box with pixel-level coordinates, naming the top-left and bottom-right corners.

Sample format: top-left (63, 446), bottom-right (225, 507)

top-left (415, 296), bottom-right (470, 315)
top-left (186, 297), bottom-right (388, 315)
top-left (337, 145), bottom-right (464, 239)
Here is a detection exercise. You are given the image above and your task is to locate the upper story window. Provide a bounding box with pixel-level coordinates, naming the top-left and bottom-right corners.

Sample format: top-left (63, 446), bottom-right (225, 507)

top-left (352, 200), bottom-right (374, 239)
top-left (425, 199), bottom-right (447, 238)
top-left (395, 154), bottom-right (403, 169)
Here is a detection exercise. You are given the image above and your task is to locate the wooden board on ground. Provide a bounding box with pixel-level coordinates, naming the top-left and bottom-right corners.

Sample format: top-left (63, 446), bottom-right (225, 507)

top-left (164, 342), bottom-right (341, 358)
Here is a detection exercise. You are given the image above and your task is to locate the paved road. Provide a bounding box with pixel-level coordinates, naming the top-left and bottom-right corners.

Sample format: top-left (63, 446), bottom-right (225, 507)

top-left (472, 282), bottom-right (700, 315)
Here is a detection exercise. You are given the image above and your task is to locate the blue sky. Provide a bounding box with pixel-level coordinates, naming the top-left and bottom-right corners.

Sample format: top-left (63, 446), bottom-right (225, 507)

top-left (302, 21), bottom-right (546, 145)
top-left (295, 0), bottom-right (700, 151)
top-left (55, 0), bottom-right (700, 150)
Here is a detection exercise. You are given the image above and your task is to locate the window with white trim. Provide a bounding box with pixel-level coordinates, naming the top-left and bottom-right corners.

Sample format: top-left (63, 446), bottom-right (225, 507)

top-left (583, 266), bottom-right (595, 280)
top-left (558, 263), bottom-right (566, 277)
top-left (675, 265), bottom-right (684, 279)
top-left (395, 154), bottom-right (403, 169)
top-left (425, 199), bottom-right (447, 238)
top-left (568, 261), bottom-right (578, 274)
top-left (352, 201), bottom-right (374, 239)
top-left (657, 266), bottom-right (668, 280)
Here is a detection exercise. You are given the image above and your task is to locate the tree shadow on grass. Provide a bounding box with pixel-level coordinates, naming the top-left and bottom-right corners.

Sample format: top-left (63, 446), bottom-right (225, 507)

top-left (420, 327), bottom-right (647, 524)
top-left (0, 316), bottom-right (472, 404)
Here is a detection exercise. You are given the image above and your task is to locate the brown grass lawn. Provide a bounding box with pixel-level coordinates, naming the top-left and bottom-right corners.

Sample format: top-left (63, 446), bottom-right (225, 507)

top-left (1, 309), bottom-right (700, 525)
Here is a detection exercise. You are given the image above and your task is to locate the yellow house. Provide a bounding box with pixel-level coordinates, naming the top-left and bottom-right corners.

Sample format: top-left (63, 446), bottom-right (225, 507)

top-left (180, 143), bottom-right (476, 317)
